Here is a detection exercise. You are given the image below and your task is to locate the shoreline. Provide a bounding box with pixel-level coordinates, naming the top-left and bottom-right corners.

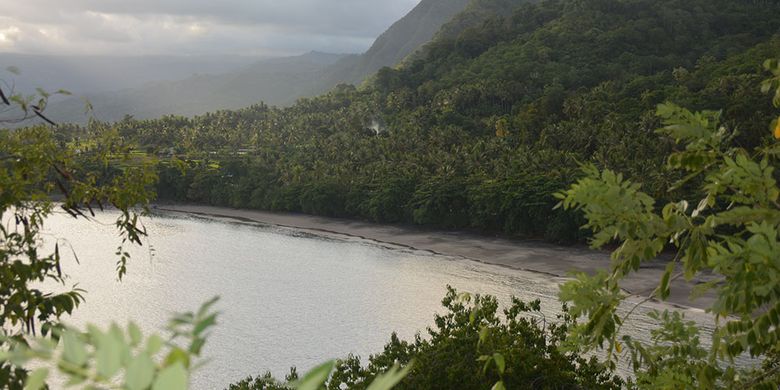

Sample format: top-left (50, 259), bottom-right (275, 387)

top-left (154, 203), bottom-right (716, 310)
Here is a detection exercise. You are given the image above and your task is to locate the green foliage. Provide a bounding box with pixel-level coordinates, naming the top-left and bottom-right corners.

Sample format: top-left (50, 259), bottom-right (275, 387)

top-left (555, 62), bottom-right (780, 388)
top-left (0, 298), bottom-right (219, 390)
top-left (1, 72), bottom-right (158, 387)
top-left (55, 0), bottom-right (779, 245)
top-left (762, 59), bottom-right (780, 109)
top-left (228, 287), bottom-right (623, 390)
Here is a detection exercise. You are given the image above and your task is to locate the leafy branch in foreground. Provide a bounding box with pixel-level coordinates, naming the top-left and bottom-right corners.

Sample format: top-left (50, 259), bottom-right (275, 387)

top-left (0, 66), bottom-right (69, 126)
top-left (555, 60), bottom-right (780, 388)
top-left (0, 297), bottom-right (219, 390)
top-left (1, 69), bottom-right (158, 387)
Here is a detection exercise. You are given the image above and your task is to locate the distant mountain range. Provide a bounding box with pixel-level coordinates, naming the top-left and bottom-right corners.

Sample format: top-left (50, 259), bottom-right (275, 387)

top-left (37, 0), bottom-right (471, 124)
top-left (0, 53), bottom-right (258, 95)
top-left (44, 51), bottom-right (349, 123)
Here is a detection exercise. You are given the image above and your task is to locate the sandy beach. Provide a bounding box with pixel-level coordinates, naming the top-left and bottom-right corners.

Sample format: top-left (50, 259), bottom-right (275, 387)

top-left (156, 204), bottom-right (716, 310)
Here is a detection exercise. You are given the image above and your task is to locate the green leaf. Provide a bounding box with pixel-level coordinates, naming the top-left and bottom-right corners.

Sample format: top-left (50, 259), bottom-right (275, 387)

top-left (293, 360), bottom-right (335, 390)
top-left (152, 362), bottom-right (188, 390)
top-left (478, 326), bottom-right (489, 346)
top-left (481, 355), bottom-right (492, 374)
top-left (62, 331), bottom-right (88, 366)
top-left (146, 334), bottom-right (164, 355)
top-left (189, 336), bottom-right (206, 356)
top-left (128, 322), bottom-right (143, 347)
top-left (366, 363), bottom-right (412, 390)
top-left (659, 262), bottom-right (675, 300)
top-left (493, 353), bottom-right (505, 375)
top-left (23, 368), bottom-right (49, 390)
top-left (96, 333), bottom-right (122, 379)
top-left (196, 296), bottom-right (220, 319)
top-left (64, 374), bottom-right (88, 387)
top-left (491, 381), bottom-right (506, 390)
top-left (164, 347), bottom-right (190, 369)
top-left (193, 313), bottom-right (217, 337)
top-left (126, 353), bottom-right (156, 390)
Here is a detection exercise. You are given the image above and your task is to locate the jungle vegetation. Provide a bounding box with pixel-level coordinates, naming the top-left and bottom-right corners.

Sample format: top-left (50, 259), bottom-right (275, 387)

top-left (225, 57), bottom-right (780, 389)
top-left (46, 0), bottom-right (779, 244)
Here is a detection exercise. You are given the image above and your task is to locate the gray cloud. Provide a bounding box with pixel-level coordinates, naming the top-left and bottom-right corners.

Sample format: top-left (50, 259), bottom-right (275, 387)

top-left (0, 0), bottom-right (420, 56)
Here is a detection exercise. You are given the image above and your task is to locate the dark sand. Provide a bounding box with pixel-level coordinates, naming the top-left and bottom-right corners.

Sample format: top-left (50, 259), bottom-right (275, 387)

top-left (156, 204), bottom-right (715, 310)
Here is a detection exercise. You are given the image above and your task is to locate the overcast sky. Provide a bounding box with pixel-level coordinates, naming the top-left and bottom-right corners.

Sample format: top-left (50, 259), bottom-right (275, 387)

top-left (0, 0), bottom-right (421, 57)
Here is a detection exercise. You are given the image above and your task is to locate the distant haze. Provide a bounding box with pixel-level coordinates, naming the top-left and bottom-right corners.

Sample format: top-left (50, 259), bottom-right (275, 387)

top-left (1, 0), bottom-right (420, 57)
top-left (0, 53), bottom-right (261, 94)
top-left (0, 0), bottom-right (470, 124)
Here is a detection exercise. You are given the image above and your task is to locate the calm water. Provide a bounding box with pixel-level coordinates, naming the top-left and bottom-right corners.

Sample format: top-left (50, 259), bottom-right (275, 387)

top-left (35, 209), bottom-right (742, 389)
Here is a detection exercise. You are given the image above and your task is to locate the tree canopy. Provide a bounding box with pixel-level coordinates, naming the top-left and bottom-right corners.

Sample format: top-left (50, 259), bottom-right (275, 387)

top-left (46, 0), bottom-right (779, 244)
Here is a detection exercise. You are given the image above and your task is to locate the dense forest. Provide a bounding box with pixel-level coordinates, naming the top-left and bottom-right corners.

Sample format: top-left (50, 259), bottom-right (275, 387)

top-left (49, 0), bottom-right (780, 244)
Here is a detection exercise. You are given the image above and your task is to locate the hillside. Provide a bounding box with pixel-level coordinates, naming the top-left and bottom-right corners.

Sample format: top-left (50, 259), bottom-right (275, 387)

top-left (320, 0), bottom-right (471, 86)
top-left (57, 0), bottom-right (780, 243)
top-left (433, 0), bottom-right (526, 43)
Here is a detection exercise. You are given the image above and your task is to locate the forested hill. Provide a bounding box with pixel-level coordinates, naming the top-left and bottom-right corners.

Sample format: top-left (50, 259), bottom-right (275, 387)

top-left (319, 0), bottom-right (471, 86)
top-left (62, 0), bottom-right (780, 243)
top-left (431, 0), bottom-right (528, 42)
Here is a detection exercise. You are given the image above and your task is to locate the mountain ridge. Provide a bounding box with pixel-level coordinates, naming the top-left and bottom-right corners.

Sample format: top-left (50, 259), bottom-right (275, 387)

top-left (322, 0), bottom-right (471, 86)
